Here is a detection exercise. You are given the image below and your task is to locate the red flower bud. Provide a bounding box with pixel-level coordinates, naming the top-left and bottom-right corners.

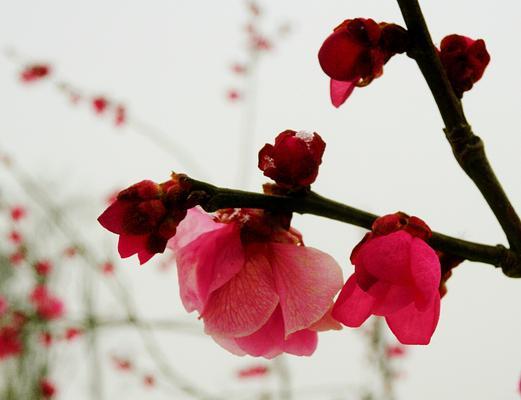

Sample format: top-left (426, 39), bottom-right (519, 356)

top-left (258, 130), bottom-right (326, 188)
top-left (439, 34), bottom-right (490, 98)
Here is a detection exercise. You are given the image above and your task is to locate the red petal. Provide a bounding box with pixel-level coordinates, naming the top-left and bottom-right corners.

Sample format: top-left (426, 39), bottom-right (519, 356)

top-left (332, 274), bottom-right (375, 327)
top-left (385, 294), bottom-right (440, 345)
top-left (98, 201), bottom-right (130, 234)
top-left (330, 79), bottom-right (356, 108)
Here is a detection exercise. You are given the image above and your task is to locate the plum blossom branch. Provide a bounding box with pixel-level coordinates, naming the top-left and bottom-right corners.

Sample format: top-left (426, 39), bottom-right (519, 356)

top-left (395, 0), bottom-right (521, 258)
top-left (188, 177), bottom-right (521, 276)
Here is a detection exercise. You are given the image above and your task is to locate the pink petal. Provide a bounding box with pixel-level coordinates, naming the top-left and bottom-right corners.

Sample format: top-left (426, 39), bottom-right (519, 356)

top-left (269, 243), bottom-right (343, 336)
top-left (283, 329), bottom-right (318, 356)
top-left (233, 307), bottom-right (318, 358)
top-left (330, 79), bottom-right (356, 108)
top-left (357, 231), bottom-right (413, 285)
top-left (168, 207), bottom-right (224, 251)
top-left (385, 293), bottom-right (441, 345)
top-left (332, 274), bottom-right (375, 327)
top-left (98, 201), bottom-right (130, 234)
top-left (201, 247), bottom-right (279, 337)
top-left (212, 336), bottom-right (247, 356)
top-left (409, 238), bottom-right (441, 310)
top-left (234, 308), bottom-right (285, 359)
top-left (309, 305), bottom-right (342, 332)
top-left (175, 223), bottom-right (245, 312)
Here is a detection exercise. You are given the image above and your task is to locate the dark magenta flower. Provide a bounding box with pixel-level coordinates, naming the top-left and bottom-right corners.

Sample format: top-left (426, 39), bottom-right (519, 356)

top-left (333, 212), bottom-right (441, 345)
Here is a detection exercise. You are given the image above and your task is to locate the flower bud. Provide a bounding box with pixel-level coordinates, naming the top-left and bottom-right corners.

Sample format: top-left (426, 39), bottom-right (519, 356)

top-left (258, 130), bottom-right (326, 188)
top-left (439, 34), bottom-right (490, 98)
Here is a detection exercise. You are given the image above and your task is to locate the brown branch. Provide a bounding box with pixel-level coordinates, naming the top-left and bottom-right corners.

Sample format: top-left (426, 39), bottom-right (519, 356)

top-left (395, 0), bottom-right (521, 261)
top-left (189, 178), bottom-right (521, 277)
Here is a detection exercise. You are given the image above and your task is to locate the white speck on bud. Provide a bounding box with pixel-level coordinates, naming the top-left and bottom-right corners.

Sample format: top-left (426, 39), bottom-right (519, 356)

top-left (295, 130), bottom-right (315, 142)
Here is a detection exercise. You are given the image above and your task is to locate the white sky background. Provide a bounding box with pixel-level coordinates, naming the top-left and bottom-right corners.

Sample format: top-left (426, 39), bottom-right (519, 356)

top-left (0, 0), bottom-right (520, 399)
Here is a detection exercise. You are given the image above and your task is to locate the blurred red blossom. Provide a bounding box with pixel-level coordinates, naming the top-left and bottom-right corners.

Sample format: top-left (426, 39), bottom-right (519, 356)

top-left (10, 206), bottom-right (27, 221)
top-left (231, 63), bottom-right (247, 74)
top-left (114, 104), bottom-right (126, 126)
top-left (237, 365), bottom-right (269, 379)
top-left (333, 212), bottom-right (441, 345)
top-left (39, 379), bottom-right (56, 398)
top-left (9, 250), bottom-right (25, 266)
top-left (143, 374), bottom-right (156, 387)
top-left (0, 326), bottom-right (23, 359)
top-left (8, 230), bottom-right (22, 244)
top-left (386, 344), bottom-right (406, 358)
top-left (20, 64), bottom-right (51, 83)
top-left (258, 130), bottom-right (326, 188)
top-left (34, 260), bottom-right (53, 276)
top-left (112, 355), bottom-right (133, 371)
top-left (29, 285), bottom-right (65, 321)
top-left (101, 261), bottom-right (115, 275)
top-left (92, 96), bottom-right (109, 114)
top-left (0, 296), bottom-right (7, 316)
top-left (40, 331), bottom-right (53, 348)
top-left (227, 89), bottom-right (242, 102)
top-left (64, 327), bottom-right (82, 341)
top-left (63, 246), bottom-right (77, 258)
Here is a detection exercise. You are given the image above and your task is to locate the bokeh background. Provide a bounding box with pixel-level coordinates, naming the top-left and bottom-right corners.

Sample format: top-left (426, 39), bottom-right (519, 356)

top-left (0, 0), bottom-right (520, 399)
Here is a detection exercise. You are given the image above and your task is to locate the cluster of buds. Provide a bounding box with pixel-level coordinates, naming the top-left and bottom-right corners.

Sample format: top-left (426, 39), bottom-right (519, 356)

top-left (98, 174), bottom-right (198, 264)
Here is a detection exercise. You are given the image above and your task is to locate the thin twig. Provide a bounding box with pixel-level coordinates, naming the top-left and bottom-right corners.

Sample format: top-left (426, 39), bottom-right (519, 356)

top-left (395, 0), bottom-right (521, 263)
top-left (188, 177), bottom-right (521, 276)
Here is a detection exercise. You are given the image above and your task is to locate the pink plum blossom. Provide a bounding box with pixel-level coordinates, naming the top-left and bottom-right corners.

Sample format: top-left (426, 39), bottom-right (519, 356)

top-left (332, 212), bottom-right (441, 345)
top-left (169, 207), bottom-right (343, 358)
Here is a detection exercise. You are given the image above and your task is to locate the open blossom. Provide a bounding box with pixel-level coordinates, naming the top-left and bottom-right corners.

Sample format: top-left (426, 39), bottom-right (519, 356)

top-left (333, 212), bottom-right (441, 345)
top-left (258, 130), bottom-right (326, 188)
top-left (439, 34), bottom-right (490, 98)
top-left (169, 207), bottom-right (343, 358)
top-left (98, 175), bottom-right (193, 264)
top-left (29, 285), bottom-right (65, 321)
top-left (318, 19), bottom-right (408, 107)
